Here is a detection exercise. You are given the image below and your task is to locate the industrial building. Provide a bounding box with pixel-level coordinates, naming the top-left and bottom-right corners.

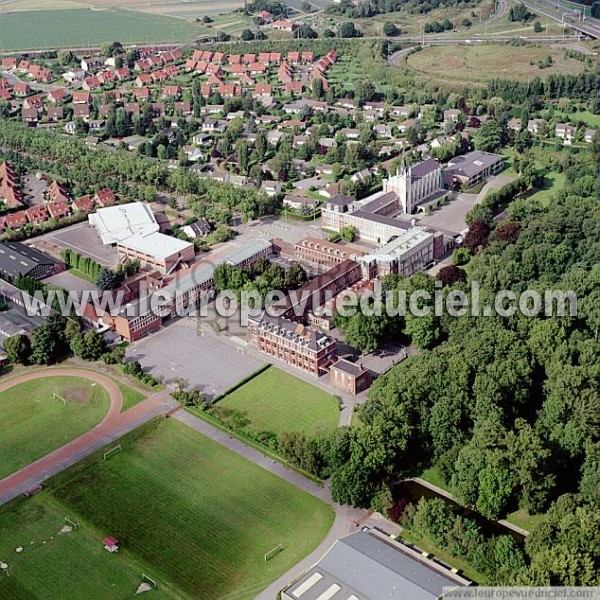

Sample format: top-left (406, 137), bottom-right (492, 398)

top-left (0, 241), bottom-right (64, 281)
top-left (444, 151), bottom-right (504, 187)
top-left (282, 528), bottom-right (470, 600)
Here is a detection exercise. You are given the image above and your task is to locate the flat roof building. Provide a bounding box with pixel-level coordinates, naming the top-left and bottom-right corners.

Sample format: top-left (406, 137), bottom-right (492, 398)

top-left (89, 202), bottom-right (194, 274)
top-left (444, 151), bottom-right (504, 187)
top-left (282, 529), bottom-right (470, 600)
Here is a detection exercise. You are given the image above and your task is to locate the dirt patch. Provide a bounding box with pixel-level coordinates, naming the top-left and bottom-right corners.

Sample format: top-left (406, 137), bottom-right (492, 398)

top-left (59, 385), bottom-right (92, 404)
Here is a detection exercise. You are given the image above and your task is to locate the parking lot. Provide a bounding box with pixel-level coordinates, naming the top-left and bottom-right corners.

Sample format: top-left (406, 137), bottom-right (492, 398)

top-left (32, 221), bottom-right (119, 267)
top-left (126, 318), bottom-right (266, 400)
top-left (234, 215), bottom-right (326, 246)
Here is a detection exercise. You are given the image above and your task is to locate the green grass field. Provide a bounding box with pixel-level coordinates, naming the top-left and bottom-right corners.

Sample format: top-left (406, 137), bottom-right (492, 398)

top-left (218, 367), bottom-right (340, 437)
top-left (115, 380), bottom-right (146, 411)
top-left (553, 110), bottom-right (600, 129)
top-left (0, 8), bottom-right (202, 50)
top-left (0, 376), bottom-right (109, 479)
top-left (0, 419), bottom-right (335, 599)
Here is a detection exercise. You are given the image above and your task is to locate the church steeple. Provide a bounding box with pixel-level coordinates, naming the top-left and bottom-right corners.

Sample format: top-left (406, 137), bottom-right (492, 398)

top-left (398, 145), bottom-right (407, 175)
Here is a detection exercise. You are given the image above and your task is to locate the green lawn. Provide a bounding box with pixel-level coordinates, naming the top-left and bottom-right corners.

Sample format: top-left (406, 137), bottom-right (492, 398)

top-left (0, 376), bottom-right (110, 479)
top-left (40, 419), bottom-right (333, 600)
top-left (0, 8), bottom-right (202, 50)
top-left (524, 170), bottom-right (565, 207)
top-left (0, 496), bottom-right (146, 599)
top-left (115, 380), bottom-right (146, 412)
top-left (218, 367), bottom-right (340, 437)
top-left (554, 110), bottom-right (600, 129)
top-left (419, 466), bottom-right (451, 493)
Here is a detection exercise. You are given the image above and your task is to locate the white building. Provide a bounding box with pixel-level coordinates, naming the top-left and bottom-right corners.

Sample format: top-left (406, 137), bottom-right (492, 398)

top-left (89, 202), bottom-right (195, 274)
top-left (382, 156), bottom-right (443, 214)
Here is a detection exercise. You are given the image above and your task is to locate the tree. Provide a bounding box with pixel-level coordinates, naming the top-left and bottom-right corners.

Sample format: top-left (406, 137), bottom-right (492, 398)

top-left (437, 265), bottom-right (467, 286)
top-left (533, 20), bottom-right (543, 32)
top-left (296, 24), bottom-right (318, 38)
top-left (474, 119), bottom-right (503, 152)
top-left (340, 225), bottom-right (358, 242)
top-left (240, 28), bottom-right (255, 41)
top-left (383, 22), bottom-right (399, 36)
top-left (285, 262), bottom-right (308, 289)
top-left (30, 324), bottom-right (59, 364)
top-left (83, 330), bottom-right (107, 361)
top-left (96, 267), bottom-right (122, 290)
top-left (4, 333), bottom-right (31, 364)
top-left (463, 220), bottom-right (490, 253)
top-left (340, 22), bottom-right (361, 38)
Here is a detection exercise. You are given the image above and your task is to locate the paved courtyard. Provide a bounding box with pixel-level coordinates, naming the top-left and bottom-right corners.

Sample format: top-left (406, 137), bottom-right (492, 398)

top-left (32, 221), bottom-right (119, 267)
top-left (126, 318), bottom-right (266, 400)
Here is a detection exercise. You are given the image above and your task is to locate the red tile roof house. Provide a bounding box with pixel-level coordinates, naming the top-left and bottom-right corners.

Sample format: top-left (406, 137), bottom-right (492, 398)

top-left (82, 76), bottom-right (101, 91)
top-left (13, 83), bottom-right (31, 97)
top-left (47, 88), bottom-right (68, 103)
top-left (1, 57), bottom-right (18, 69)
top-left (259, 9), bottom-right (273, 22)
top-left (243, 53), bottom-right (255, 64)
top-left (25, 204), bottom-right (49, 225)
top-left (272, 19), bottom-right (294, 31)
top-left (184, 58), bottom-right (197, 71)
top-left (94, 188), bottom-right (116, 207)
top-left (218, 83), bottom-right (240, 98)
top-left (72, 91), bottom-right (90, 104)
top-left (4, 210), bottom-right (28, 230)
top-left (301, 51), bottom-right (314, 63)
top-left (72, 195), bottom-right (95, 213)
top-left (258, 52), bottom-right (271, 65)
top-left (22, 107), bottom-right (39, 124)
top-left (212, 52), bottom-right (225, 64)
top-left (287, 51), bottom-right (300, 64)
top-left (23, 94), bottom-right (44, 110)
top-left (47, 200), bottom-right (71, 220)
top-left (228, 54), bottom-right (242, 65)
top-left (46, 107), bottom-right (64, 121)
top-left (0, 90), bottom-right (12, 102)
top-left (253, 83), bottom-right (273, 99)
top-left (48, 180), bottom-right (70, 203)
top-left (72, 104), bottom-right (91, 119)
top-left (132, 87), bottom-right (151, 101)
top-left (285, 81), bottom-right (303, 94)
top-left (0, 78), bottom-right (9, 89)
top-left (34, 68), bottom-right (53, 83)
top-left (175, 101), bottom-right (192, 115)
top-left (115, 66), bottom-right (131, 80)
top-left (162, 85), bottom-right (181, 99)
top-left (238, 73), bottom-right (254, 87)
top-left (0, 184), bottom-right (24, 209)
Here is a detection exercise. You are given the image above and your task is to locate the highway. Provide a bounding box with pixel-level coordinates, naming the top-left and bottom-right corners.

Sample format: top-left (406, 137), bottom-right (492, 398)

top-left (521, 0), bottom-right (600, 38)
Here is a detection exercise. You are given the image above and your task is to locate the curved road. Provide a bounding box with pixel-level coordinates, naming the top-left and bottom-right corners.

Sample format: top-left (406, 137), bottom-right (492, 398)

top-left (0, 366), bottom-right (177, 506)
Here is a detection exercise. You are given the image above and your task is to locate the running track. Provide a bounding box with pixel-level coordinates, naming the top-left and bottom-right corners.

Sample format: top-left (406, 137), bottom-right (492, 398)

top-left (0, 367), bottom-right (177, 506)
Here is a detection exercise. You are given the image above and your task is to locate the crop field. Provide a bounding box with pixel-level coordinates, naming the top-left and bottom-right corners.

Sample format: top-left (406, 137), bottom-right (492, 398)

top-left (0, 376), bottom-right (109, 480)
top-left (218, 367), bottom-right (340, 437)
top-left (0, 419), bottom-right (334, 599)
top-left (0, 8), bottom-right (202, 51)
top-left (404, 43), bottom-right (588, 83)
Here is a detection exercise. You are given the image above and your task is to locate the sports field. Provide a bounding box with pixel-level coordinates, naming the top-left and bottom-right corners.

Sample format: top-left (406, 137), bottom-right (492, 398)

top-left (0, 8), bottom-right (202, 50)
top-left (218, 367), bottom-right (340, 437)
top-left (2, 419), bottom-right (333, 599)
top-left (0, 376), bottom-right (109, 480)
top-left (405, 44), bottom-right (588, 83)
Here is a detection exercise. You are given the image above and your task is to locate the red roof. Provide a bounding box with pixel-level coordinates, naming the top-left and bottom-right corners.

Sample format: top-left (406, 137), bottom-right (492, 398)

top-left (103, 536), bottom-right (119, 546)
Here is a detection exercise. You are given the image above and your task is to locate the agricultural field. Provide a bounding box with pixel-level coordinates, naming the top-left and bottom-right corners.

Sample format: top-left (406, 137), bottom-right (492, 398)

top-left (217, 367), bottom-right (340, 437)
top-left (0, 8), bottom-right (203, 51)
top-left (404, 43), bottom-right (589, 84)
top-left (0, 376), bottom-right (110, 480)
top-left (0, 419), bottom-right (334, 599)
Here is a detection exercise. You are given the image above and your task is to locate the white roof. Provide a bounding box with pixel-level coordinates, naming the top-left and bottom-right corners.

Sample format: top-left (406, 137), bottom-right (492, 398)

top-left (359, 226), bottom-right (433, 264)
top-left (88, 202), bottom-right (159, 244)
top-left (118, 232), bottom-right (193, 260)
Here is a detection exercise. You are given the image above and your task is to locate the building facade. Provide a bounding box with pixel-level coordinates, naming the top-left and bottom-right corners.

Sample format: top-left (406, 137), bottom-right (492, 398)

top-left (247, 313), bottom-right (336, 377)
top-left (329, 358), bottom-right (373, 395)
top-left (382, 157), bottom-right (443, 214)
top-left (293, 237), bottom-right (365, 270)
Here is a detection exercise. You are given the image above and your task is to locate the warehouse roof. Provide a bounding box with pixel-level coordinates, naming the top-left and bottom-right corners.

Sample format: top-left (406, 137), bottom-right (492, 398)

top-left (284, 530), bottom-right (469, 600)
top-left (0, 241), bottom-right (59, 279)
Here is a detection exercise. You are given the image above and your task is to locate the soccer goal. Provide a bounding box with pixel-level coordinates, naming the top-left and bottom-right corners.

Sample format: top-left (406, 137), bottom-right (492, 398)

top-left (103, 445), bottom-right (122, 461)
top-left (65, 516), bottom-right (79, 530)
top-left (52, 393), bottom-right (67, 405)
top-left (264, 543), bottom-right (284, 562)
